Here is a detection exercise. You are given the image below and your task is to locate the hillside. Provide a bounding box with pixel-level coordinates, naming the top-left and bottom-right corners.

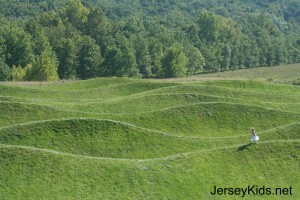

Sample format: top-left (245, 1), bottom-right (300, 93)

top-left (195, 63), bottom-right (300, 84)
top-left (0, 78), bottom-right (299, 199)
top-left (0, 0), bottom-right (300, 81)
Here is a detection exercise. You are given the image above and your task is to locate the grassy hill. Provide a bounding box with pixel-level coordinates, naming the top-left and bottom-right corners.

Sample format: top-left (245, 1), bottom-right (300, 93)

top-left (0, 76), bottom-right (299, 199)
top-left (195, 63), bottom-right (300, 85)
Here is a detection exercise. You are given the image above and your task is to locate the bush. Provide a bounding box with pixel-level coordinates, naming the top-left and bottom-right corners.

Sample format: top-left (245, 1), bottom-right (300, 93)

top-left (11, 65), bottom-right (26, 81)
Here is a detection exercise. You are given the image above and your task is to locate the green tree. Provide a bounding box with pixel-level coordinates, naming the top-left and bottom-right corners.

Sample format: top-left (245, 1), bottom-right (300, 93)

top-left (40, 11), bottom-right (63, 27)
top-left (162, 44), bottom-right (188, 78)
top-left (220, 44), bottom-right (231, 71)
top-left (76, 36), bottom-right (103, 79)
top-left (148, 38), bottom-right (163, 77)
top-left (243, 40), bottom-right (260, 68)
top-left (186, 46), bottom-right (205, 75)
top-left (1, 25), bottom-right (33, 67)
top-left (28, 50), bottom-right (59, 81)
top-left (103, 34), bottom-right (138, 77)
top-left (55, 38), bottom-right (78, 79)
top-left (0, 59), bottom-right (10, 81)
top-left (0, 35), bottom-right (5, 60)
top-left (133, 35), bottom-right (152, 77)
top-left (273, 38), bottom-right (288, 65)
top-left (85, 7), bottom-right (111, 46)
top-left (25, 19), bottom-right (52, 56)
top-left (202, 44), bottom-right (221, 72)
top-left (60, 0), bottom-right (89, 31)
top-left (11, 65), bottom-right (26, 81)
top-left (102, 46), bottom-right (123, 77)
top-left (229, 45), bottom-right (239, 70)
top-left (198, 11), bottom-right (222, 43)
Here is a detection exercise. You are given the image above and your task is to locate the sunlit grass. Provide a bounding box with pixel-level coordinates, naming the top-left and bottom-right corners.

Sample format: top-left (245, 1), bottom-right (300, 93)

top-left (0, 77), bottom-right (299, 199)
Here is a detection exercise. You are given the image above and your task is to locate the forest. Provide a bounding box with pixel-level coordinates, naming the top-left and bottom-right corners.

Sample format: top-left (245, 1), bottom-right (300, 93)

top-left (0, 0), bottom-right (299, 81)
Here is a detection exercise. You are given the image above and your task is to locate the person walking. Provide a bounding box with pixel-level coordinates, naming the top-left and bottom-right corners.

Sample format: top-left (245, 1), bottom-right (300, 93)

top-left (250, 127), bottom-right (259, 143)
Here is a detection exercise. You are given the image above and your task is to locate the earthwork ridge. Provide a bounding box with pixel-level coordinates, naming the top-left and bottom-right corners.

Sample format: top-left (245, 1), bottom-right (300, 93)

top-left (0, 78), bottom-right (299, 199)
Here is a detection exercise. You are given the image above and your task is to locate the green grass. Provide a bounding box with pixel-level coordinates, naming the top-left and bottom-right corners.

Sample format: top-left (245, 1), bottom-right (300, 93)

top-left (0, 118), bottom-right (212, 159)
top-left (0, 139), bottom-right (299, 199)
top-left (0, 76), bottom-right (299, 199)
top-left (113, 103), bottom-right (300, 136)
top-left (0, 102), bottom-right (84, 127)
top-left (194, 63), bottom-right (300, 84)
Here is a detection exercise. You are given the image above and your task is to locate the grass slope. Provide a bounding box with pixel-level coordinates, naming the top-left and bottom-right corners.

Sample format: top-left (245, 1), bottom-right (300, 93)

top-left (114, 103), bottom-right (300, 136)
top-left (0, 140), bottom-right (299, 199)
top-left (0, 102), bottom-right (83, 127)
top-left (0, 118), bottom-right (209, 159)
top-left (0, 77), bottom-right (299, 199)
top-left (195, 63), bottom-right (300, 84)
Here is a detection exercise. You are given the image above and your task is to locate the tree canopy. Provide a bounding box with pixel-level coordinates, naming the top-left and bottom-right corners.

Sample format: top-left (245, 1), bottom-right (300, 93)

top-left (0, 0), bottom-right (299, 80)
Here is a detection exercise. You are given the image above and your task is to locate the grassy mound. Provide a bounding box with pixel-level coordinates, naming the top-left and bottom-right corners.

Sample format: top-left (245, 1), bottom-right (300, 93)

top-left (43, 77), bottom-right (136, 90)
top-left (0, 140), bottom-right (298, 199)
top-left (201, 80), bottom-right (300, 93)
top-left (0, 77), bottom-right (299, 199)
top-left (0, 102), bottom-right (82, 127)
top-left (194, 63), bottom-right (300, 83)
top-left (45, 93), bottom-right (223, 114)
top-left (0, 118), bottom-right (205, 159)
top-left (116, 103), bottom-right (300, 136)
top-left (1, 118), bottom-right (262, 159)
top-left (0, 79), bottom-right (177, 102)
top-left (151, 84), bottom-right (300, 103)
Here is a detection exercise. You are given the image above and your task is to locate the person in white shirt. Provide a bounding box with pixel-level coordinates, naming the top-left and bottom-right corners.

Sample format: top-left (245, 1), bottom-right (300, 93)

top-left (250, 127), bottom-right (259, 143)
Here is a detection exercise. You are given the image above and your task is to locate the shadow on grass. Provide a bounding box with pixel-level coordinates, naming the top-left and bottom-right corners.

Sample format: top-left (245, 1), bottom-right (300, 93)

top-left (237, 143), bottom-right (254, 151)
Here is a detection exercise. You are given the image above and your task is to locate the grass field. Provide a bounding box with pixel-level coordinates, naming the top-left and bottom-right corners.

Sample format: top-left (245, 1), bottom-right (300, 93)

top-left (0, 66), bottom-right (300, 199)
top-left (195, 63), bottom-right (300, 84)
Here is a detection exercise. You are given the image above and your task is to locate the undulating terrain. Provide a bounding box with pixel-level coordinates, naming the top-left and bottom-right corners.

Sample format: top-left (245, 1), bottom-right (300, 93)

top-left (0, 66), bottom-right (299, 199)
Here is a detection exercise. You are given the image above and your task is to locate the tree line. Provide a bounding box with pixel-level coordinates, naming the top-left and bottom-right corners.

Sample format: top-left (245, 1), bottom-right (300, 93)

top-left (0, 0), bottom-right (299, 81)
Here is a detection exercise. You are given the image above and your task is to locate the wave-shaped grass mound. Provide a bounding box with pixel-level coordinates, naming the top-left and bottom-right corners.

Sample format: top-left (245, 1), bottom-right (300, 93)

top-left (201, 80), bottom-right (300, 93)
top-left (1, 78), bottom-right (299, 199)
top-left (49, 93), bottom-right (224, 114)
top-left (0, 102), bottom-right (82, 127)
top-left (0, 139), bottom-right (299, 199)
top-left (259, 122), bottom-right (300, 141)
top-left (150, 84), bottom-right (300, 103)
top-left (0, 118), bottom-right (226, 159)
top-left (43, 77), bottom-right (136, 90)
top-left (116, 103), bottom-right (300, 136)
top-left (0, 79), bottom-right (177, 101)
